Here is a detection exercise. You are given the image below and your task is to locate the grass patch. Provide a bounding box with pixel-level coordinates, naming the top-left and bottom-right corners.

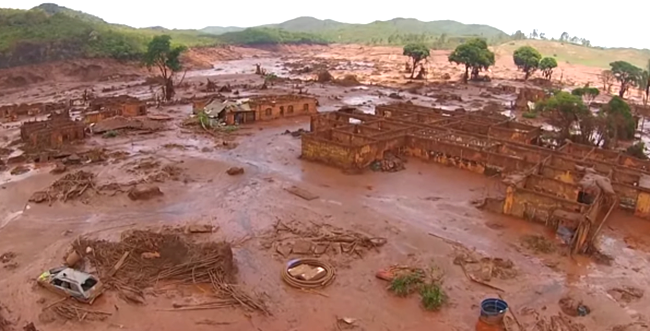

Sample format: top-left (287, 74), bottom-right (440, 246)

top-left (388, 266), bottom-right (448, 311)
top-left (389, 271), bottom-right (424, 297)
top-left (522, 111), bottom-right (538, 119)
top-left (493, 39), bottom-right (650, 69)
top-left (420, 283), bottom-right (448, 311)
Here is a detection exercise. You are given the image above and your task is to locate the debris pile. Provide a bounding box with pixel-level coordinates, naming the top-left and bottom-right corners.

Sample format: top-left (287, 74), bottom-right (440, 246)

top-left (454, 253), bottom-right (518, 282)
top-left (282, 128), bottom-right (307, 137)
top-left (146, 165), bottom-right (183, 182)
top-left (30, 171), bottom-right (96, 204)
top-left (49, 302), bottom-right (111, 322)
top-left (521, 234), bottom-right (557, 254)
top-left (126, 158), bottom-right (185, 183)
top-left (226, 167), bottom-right (244, 176)
top-left (607, 286), bottom-right (644, 303)
top-left (532, 313), bottom-right (587, 331)
top-left (262, 219), bottom-right (387, 259)
top-left (316, 70), bottom-right (334, 83)
top-left (558, 295), bottom-right (590, 317)
top-left (0, 304), bottom-right (11, 331)
top-left (336, 74), bottom-right (361, 86)
top-left (92, 116), bottom-right (164, 134)
top-left (1, 252), bottom-right (17, 270)
top-left (128, 185), bottom-right (163, 200)
top-left (70, 229), bottom-right (268, 313)
top-left (371, 153), bottom-right (405, 172)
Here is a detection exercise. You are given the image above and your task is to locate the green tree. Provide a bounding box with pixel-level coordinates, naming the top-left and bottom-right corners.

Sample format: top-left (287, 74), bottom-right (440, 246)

top-left (535, 91), bottom-right (591, 142)
top-left (600, 96), bottom-right (636, 147)
top-left (571, 86), bottom-right (600, 106)
top-left (448, 38), bottom-right (495, 82)
top-left (513, 46), bottom-right (542, 80)
top-left (539, 57), bottom-right (558, 80)
top-left (640, 59), bottom-right (650, 106)
top-left (626, 142), bottom-right (648, 160)
top-left (143, 35), bottom-right (186, 101)
top-left (610, 61), bottom-right (642, 98)
top-left (403, 43), bottom-right (430, 79)
top-left (512, 30), bottom-right (527, 40)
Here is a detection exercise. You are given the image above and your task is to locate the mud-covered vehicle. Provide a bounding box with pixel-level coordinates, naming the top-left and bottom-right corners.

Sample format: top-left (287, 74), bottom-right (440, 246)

top-left (37, 267), bottom-right (103, 304)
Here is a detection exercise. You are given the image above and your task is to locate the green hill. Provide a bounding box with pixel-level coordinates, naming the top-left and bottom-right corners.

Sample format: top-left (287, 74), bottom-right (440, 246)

top-left (33, 2), bottom-right (106, 24)
top-left (259, 16), bottom-right (347, 32)
top-left (204, 17), bottom-right (510, 45)
top-left (1, 3), bottom-right (648, 71)
top-left (0, 4), bottom-right (325, 68)
top-left (494, 39), bottom-right (650, 68)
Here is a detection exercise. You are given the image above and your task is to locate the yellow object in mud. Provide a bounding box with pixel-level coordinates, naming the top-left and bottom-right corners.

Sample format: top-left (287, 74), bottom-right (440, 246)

top-left (38, 271), bottom-right (50, 281)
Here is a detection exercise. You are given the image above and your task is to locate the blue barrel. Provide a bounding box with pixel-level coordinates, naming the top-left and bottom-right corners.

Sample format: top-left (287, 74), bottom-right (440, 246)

top-left (479, 298), bottom-right (508, 325)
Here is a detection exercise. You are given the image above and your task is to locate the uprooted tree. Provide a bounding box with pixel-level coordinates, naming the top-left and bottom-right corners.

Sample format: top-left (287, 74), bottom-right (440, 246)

top-left (539, 57), bottom-right (558, 80)
top-left (448, 38), bottom-right (495, 82)
top-left (143, 35), bottom-right (187, 101)
top-left (403, 43), bottom-right (430, 79)
top-left (513, 46), bottom-right (542, 80)
top-left (609, 61), bottom-right (642, 98)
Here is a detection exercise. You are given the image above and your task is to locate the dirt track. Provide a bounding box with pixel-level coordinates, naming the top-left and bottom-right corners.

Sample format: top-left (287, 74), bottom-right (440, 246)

top-left (1, 44), bottom-right (649, 331)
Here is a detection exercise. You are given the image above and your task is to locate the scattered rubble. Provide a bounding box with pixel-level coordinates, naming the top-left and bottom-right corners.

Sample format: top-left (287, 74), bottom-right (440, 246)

top-left (128, 184), bottom-right (163, 200)
top-left (0, 305), bottom-right (12, 331)
top-left (453, 252), bottom-right (518, 282)
top-left (226, 167), bottom-right (244, 176)
top-left (371, 153), bottom-right (405, 172)
top-left (1, 252), bottom-right (18, 270)
top-left (30, 171), bottom-right (96, 204)
top-left (10, 165), bottom-right (29, 175)
top-left (49, 162), bottom-right (67, 174)
top-left (521, 235), bottom-right (557, 254)
top-left (558, 295), bottom-right (590, 317)
top-left (261, 219), bottom-right (386, 259)
top-left (316, 70), bottom-right (334, 83)
top-left (532, 313), bottom-right (587, 331)
top-left (282, 128), bottom-right (307, 137)
top-left (92, 116), bottom-right (163, 134)
top-left (608, 286), bottom-right (644, 303)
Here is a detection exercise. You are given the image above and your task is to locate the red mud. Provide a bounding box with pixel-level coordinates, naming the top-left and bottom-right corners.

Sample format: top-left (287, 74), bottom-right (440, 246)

top-left (0, 44), bottom-right (649, 331)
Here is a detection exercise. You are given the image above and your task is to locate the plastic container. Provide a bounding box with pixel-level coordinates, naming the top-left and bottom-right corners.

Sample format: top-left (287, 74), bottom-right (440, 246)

top-left (479, 298), bottom-right (508, 325)
top-left (475, 319), bottom-right (502, 331)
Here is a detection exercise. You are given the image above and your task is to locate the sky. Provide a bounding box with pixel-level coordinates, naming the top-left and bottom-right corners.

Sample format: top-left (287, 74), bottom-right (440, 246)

top-left (4, 0), bottom-right (650, 49)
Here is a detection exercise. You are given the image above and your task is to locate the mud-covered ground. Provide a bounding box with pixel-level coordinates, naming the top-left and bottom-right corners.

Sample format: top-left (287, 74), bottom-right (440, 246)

top-left (0, 45), bottom-right (649, 331)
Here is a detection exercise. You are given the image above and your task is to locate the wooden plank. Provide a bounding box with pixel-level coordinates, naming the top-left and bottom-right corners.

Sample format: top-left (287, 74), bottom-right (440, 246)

top-left (285, 186), bottom-right (319, 201)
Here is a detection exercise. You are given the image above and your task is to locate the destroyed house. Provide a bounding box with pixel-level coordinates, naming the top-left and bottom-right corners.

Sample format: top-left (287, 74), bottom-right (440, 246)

top-left (84, 96), bottom-right (147, 124)
top-left (20, 111), bottom-right (85, 148)
top-left (1, 102), bottom-right (67, 120)
top-left (301, 103), bottom-right (650, 252)
top-left (200, 95), bottom-right (319, 125)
